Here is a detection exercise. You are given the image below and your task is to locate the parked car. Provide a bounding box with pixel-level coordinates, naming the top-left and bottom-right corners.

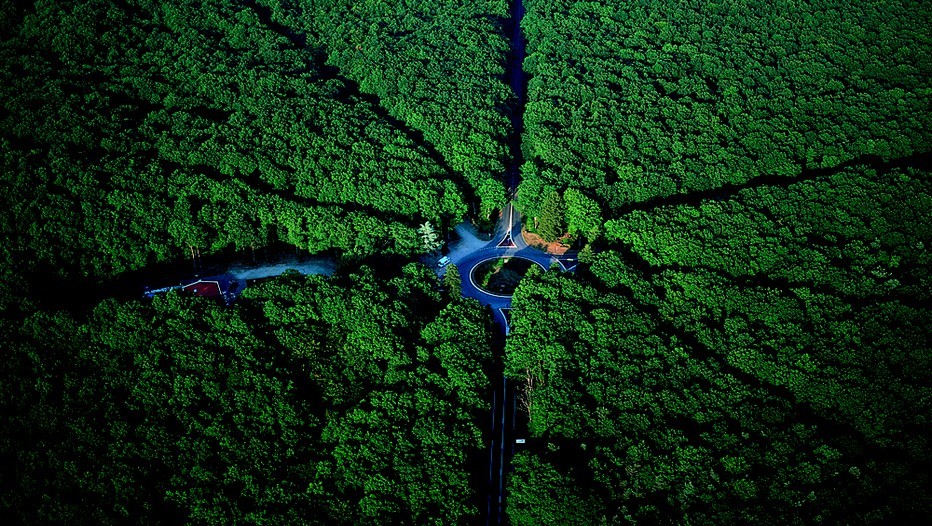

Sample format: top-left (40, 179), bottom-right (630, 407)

top-left (437, 256), bottom-right (452, 268)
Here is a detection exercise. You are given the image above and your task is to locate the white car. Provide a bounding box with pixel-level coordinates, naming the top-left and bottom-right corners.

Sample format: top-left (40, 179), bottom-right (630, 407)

top-left (437, 256), bottom-right (452, 268)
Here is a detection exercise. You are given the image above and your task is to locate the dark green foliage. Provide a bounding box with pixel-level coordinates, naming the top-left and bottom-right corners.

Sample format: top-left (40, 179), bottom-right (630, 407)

top-left (506, 4), bottom-right (932, 519)
top-left (0, 0), bottom-right (488, 280)
top-left (473, 258), bottom-right (535, 296)
top-left (1, 267), bottom-right (494, 524)
top-left (535, 190), bottom-right (566, 242)
top-left (518, 0), bottom-right (932, 214)
top-left (2, 0), bottom-right (930, 523)
top-left (606, 165), bottom-right (932, 299)
top-left (602, 165), bottom-right (932, 446)
top-left (507, 453), bottom-right (598, 526)
top-left (504, 267), bottom-right (931, 524)
top-left (443, 263), bottom-right (462, 298)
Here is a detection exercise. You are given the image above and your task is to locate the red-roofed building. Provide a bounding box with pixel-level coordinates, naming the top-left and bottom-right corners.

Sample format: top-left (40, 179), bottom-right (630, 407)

top-left (182, 279), bottom-right (223, 298)
top-left (144, 274), bottom-right (245, 304)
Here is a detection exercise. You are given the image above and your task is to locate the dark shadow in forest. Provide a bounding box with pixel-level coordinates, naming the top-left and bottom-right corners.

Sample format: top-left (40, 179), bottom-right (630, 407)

top-left (618, 150), bottom-right (932, 214)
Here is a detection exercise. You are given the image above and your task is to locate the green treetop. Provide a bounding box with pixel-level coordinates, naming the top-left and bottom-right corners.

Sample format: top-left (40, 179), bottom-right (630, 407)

top-left (537, 190), bottom-right (566, 242)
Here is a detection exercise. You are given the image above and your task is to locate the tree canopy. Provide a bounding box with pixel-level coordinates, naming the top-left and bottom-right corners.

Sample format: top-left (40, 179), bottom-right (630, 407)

top-left (505, 258), bottom-right (930, 523)
top-left (0, 0), bottom-right (518, 285)
top-left (505, 0), bottom-right (932, 522)
top-left (2, 0), bottom-right (930, 523)
top-left (1, 267), bottom-right (495, 524)
top-left (517, 0), bottom-right (932, 216)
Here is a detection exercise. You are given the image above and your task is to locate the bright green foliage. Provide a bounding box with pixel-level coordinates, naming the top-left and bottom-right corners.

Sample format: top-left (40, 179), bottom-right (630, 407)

top-left (518, 0), bottom-right (932, 213)
top-left (0, 266), bottom-right (494, 524)
top-left (506, 453), bottom-right (598, 526)
top-left (563, 188), bottom-right (601, 241)
top-left (0, 0), bottom-right (482, 280)
top-left (506, 6), bottom-right (932, 519)
top-left (418, 221), bottom-right (443, 253)
top-left (280, 0), bottom-right (513, 211)
top-left (535, 190), bottom-right (566, 242)
top-left (2, 0), bottom-right (930, 523)
top-left (443, 263), bottom-right (463, 299)
top-left (477, 178), bottom-right (508, 220)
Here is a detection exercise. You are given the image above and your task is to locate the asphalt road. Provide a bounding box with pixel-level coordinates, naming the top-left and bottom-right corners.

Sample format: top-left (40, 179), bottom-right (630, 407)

top-left (437, 202), bottom-right (577, 525)
top-left (440, 203), bottom-right (575, 332)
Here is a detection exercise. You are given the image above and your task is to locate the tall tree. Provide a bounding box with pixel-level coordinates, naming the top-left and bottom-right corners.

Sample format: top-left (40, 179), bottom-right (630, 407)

top-left (443, 263), bottom-right (462, 298)
top-left (536, 190), bottom-right (566, 242)
top-left (418, 221), bottom-right (443, 253)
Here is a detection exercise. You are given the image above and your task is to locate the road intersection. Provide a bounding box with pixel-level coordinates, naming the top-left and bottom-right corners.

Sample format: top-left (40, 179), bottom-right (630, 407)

top-left (438, 202), bottom-right (578, 525)
top-left (440, 203), bottom-right (575, 331)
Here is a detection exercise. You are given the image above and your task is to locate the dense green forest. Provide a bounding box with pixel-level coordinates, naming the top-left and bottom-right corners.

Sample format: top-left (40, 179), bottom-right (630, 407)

top-left (517, 0), bottom-right (932, 217)
top-left (506, 259), bottom-right (929, 523)
top-left (0, 0), bottom-right (513, 292)
top-left (0, 1), bottom-right (509, 521)
top-left (278, 0), bottom-right (515, 217)
top-left (2, 0), bottom-right (931, 523)
top-left (506, 0), bottom-right (931, 522)
top-left (1, 267), bottom-right (494, 524)
top-left (505, 165), bottom-right (931, 523)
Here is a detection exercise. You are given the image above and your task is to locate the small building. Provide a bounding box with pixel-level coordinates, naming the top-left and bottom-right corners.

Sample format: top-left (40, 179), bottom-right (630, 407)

top-left (182, 279), bottom-right (223, 298)
top-left (144, 274), bottom-right (245, 304)
top-left (182, 274), bottom-right (244, 304)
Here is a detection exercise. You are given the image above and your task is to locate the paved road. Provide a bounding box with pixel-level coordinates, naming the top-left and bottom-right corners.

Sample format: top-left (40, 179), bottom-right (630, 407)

top-left (438, 203), bottom-right (575, 525)
top-left (440, 203), bottom-right (575, 332)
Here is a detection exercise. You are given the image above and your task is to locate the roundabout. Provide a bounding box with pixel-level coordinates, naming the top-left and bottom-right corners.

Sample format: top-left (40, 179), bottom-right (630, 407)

top-left (439, 203), bottom-right (577, 333)
top-left (469, 256), bottom-right (545, 297)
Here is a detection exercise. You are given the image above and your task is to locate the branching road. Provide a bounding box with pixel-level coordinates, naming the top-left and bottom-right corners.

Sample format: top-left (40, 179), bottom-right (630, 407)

top-left (438, 202), bottom-right (575, 524)
top-left (443, 203), bottom-right (575, 331)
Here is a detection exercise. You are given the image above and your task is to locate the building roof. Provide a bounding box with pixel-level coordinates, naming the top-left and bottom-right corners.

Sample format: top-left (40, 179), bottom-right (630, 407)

top-left (182, 279), bottom-right (222, 298)
top-left (180, 274), bottom-right (246, 304)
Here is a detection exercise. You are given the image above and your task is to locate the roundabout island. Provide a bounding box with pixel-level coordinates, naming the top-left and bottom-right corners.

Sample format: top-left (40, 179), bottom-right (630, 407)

top-left (470, 256), bottom-right (543, 297)
top-left (440, 203), bottom-right (576, 333)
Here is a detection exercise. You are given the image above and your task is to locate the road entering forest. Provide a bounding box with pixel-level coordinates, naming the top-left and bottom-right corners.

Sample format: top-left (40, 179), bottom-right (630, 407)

top-left (468, 0), bottom-right (531, 521)
top-left (505, 0), bottom-right (527, 195)
top-left (442, 200), bottom-right (575, 526)
top-left (443, 203), bottom-right (578, 524)
top-left (442, 203), bottom-right (572, 329)
top-left (439, 2), bottom-right (569, 517)
top-left (441, 204), bottom-right (544, 526)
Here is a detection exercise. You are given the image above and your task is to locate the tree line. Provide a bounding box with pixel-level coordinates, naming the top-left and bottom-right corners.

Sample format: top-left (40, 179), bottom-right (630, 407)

top-left (516, 0), bottom-right (931, 218)
top-left (1, 266), bottom-right (495, 524)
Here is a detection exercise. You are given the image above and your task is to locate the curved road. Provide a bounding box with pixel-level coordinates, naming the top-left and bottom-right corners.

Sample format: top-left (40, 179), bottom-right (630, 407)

top-left (441, 203), bottom-right (575, 332)
top-left (441, 202), bottom-right (576, 525)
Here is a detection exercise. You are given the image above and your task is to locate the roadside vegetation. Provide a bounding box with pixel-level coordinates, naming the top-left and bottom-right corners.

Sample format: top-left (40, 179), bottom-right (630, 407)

top-left (505, 0), bottom-right (932, 523)
top-left (1, 267), bottom-right (494, 524)
top-left (0, 1), bottom-right (508, 522)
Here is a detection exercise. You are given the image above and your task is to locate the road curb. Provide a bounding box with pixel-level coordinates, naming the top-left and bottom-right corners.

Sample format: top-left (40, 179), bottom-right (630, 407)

top-left (467, 255), bottom-right (548, 299)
